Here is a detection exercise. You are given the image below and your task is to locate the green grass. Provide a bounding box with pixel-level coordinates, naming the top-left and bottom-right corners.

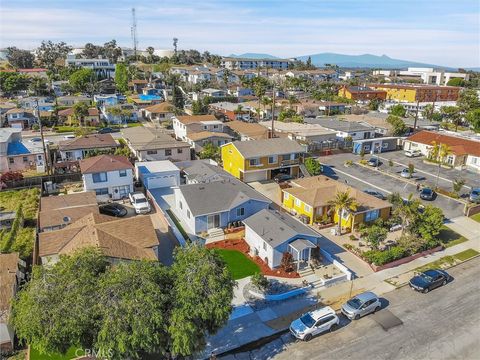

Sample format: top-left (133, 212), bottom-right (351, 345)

top-left (214, 249), bottom-right (260, 280)
top-left (166, 209), bottom-right (189, 242)
top-left (438, 226), bottom-right (468, 248)
top-left (471, 213), bottom-right (480, 223)
top-left (454, 248), bottom-right (479, 262)
top-left (30, 346), bottom-right (84, 360)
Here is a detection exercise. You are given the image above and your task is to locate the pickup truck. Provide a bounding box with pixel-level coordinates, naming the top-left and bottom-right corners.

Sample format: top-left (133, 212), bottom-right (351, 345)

top-left (128, 192), bottom-right (151, 214)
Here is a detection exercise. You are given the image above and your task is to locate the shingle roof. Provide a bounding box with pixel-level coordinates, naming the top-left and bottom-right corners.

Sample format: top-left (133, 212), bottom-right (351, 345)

top-left (57, 107), bottom-right (99, 117)
top-left (79, 155), bottom-right (132, 174)
top-left (175, 115), bottom-right (218, 124)
top-left (176, 160), bottom-right (233, 183)
top-left (230, 138), bottom-right (304, 159)
top-left (39, 213), bottom-right (159, 261)
top-left (243, 209), bottom-right (320, 248)
top-left (0, 252), bottom-right (19, 313)
top-left (41, 192), bottom-right (98, 211)
top-left (178, 178), bottom-right (271, 216)
top-left (58, 134), bottom-right (118, 151)
top-left (304, 118), bottom-right (374, 132)
top-left (406, 130), bottom-right (480, 157)
top-left (121, 126), bottom-right (189, 150)
top-left (224, 121), bottom-right (269, 140)
top-left (187, 131), bottom-right (233, 142)
top-left (144, 102), bottom-right (174, 113)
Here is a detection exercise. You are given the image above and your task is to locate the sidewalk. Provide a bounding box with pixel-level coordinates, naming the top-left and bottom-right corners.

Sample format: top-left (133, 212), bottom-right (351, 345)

top-left (200, 216), bottom-right (480, 359)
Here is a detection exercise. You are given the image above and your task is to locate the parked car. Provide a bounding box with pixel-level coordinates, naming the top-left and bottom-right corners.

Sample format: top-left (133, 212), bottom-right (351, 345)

top-left (469, 188), bottom-right (480, 203)
top-left (64, 134), bottom-right (75, 140)
top-left (128, 192), bottom-right (151, 214)
top-left (99, 203), bottom-right (128, 217)
top-left (29, 137), bottom-right (42, 142)
top-left (273, 173), bottom-right (292, 183)
top-left (363, 189), bottom-right (386, 200)
top-left (289, 306), bottom-right (339, 341)
top-left (419, 187), bottom-right (435, 201)
top-left (367, 157), bottom-right (380, 167)
top-left (400, 168), bottom-right (412, 178)
top-left (341, 291), bottom-right (381, 320)
top-left (409, 269), bottom-right (451, 293)
top-left (404, 149), bottom-right (422, 157)
top-left (97, 127), bottom-right (119, 134)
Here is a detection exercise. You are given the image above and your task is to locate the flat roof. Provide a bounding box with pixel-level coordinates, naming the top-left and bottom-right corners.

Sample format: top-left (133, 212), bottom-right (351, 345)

top-left (135, 160), bottom-right (180, 174)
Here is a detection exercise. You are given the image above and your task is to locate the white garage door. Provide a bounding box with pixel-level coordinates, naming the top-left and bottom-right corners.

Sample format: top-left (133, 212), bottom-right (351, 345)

top-left (243, 171), bottom-right (268, 183)
top-left (146, 174), bottom-right (178, 189)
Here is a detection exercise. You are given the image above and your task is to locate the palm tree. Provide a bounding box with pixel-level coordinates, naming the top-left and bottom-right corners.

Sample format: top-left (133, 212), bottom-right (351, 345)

top-left (327, 190), bottom-right (358, 235)
top-left (261, 96), bottom-right (272, 119)
top-left (72, 102), bottom-right (89, 127)
top-left (393, 193), bottom-right (421, 235)
top-left (435, 142), bottom-right (452, 188)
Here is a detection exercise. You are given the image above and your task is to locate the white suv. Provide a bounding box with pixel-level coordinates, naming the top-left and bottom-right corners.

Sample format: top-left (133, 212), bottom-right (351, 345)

top-left (289, 306), bottom-right (339, 341)
top-left (128, 192), bottom-right (151, 214)
top-left (404, 149), bottom-right (421, 157)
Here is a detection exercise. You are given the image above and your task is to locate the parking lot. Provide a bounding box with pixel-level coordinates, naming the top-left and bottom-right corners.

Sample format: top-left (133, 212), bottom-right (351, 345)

top-left (320, 152), bottom-right (466, 220)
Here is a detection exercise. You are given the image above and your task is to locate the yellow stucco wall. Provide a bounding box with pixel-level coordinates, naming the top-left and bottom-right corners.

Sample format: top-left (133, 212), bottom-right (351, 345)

top-left (371, 86), bottom-right (417, 102)
top-left (282, 191), bottom-right (314, 224)
top-left (221, 143), bottom-right (245, 179)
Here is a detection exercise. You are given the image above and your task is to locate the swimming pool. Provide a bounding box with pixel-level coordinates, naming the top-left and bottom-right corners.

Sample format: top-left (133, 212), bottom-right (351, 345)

top-left (139, 94), bottom-right (162, 101)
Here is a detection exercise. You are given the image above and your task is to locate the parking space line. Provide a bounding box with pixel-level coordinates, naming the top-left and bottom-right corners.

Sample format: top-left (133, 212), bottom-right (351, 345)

top-left (329, 167), bottom-right (393, 195)
top-left (377, 155), bottom-right (472, 190)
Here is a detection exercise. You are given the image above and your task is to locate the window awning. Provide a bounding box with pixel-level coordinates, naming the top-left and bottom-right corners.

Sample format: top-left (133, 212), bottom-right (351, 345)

top-left (289, 239), bottom-right (316, 253)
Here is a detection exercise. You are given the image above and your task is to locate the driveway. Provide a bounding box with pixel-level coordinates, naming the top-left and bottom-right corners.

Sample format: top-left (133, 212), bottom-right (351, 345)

top-left (320, 153), bottom-right (465, 219)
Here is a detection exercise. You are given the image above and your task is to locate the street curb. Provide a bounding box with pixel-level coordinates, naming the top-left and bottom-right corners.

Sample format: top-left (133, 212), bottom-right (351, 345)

top-left (384, 252), bottom-right (480, 290)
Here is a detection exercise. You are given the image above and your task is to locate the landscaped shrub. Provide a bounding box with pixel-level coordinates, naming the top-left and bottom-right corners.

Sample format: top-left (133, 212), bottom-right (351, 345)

top-left (362, 246), bottom-right (407, 266)
top-left (280, 252), bottom-right (294, 272)
top-left (251, 272), bottom-right (269, 291)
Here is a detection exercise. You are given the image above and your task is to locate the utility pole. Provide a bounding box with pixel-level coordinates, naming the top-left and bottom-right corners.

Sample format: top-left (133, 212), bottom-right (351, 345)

top-left (131, 8), bottom-right (138, 60)
top-left (35, 98), bottom-right (50, 175)
top-left (413, 99), bottom-right (420, 133)
top-left (270, 86), bottom-right (276, 138)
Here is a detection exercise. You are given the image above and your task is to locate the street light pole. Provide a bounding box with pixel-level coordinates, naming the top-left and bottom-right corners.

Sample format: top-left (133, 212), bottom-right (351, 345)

top-left (35, 98), bottom-right (50, 175)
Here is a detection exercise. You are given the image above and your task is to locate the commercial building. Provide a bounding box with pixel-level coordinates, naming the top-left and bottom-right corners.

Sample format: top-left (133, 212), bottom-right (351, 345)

top-left (369, 84), bottom-right (461, 102)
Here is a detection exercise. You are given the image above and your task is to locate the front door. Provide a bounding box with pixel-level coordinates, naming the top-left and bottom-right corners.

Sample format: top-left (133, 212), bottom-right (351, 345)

top-left (207, 214), bottom-right (220, 229)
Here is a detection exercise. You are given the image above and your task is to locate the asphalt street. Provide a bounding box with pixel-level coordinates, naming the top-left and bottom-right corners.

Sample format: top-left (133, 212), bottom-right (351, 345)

top-left (249, 256), bottom-right (480, 360)
top-left (320, 153), bottom-right (465, 219)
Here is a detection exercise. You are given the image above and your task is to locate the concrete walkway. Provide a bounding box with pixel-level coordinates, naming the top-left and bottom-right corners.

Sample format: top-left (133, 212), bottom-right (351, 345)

top-left (201, 216), bottom-right (480, 359)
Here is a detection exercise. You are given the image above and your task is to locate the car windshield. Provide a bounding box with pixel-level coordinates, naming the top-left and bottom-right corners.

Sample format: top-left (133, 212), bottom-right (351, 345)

top-left (369, 158), bottom-right (376, 162)
top-left (420, 273), bottom-right (433, 282)
top-left (135, 198), bottom-right (147, 203)
top-left (347, 297), bottom-right (363, 309)
top-left (299, 313), bottom-right (316, 328)
top-left (422, 189), bottom-right (432, 194)
top-left (472, 190), bottom-right (480, 196)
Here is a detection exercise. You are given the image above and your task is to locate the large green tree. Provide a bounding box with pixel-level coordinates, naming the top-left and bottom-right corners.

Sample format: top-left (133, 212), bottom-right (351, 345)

top-left (114, 63), bottom-right (129, 93)
top-left (69, 68), bottom-right (95, 93)
top-left (37, 41), bottom-right (72, 71)
top-left (0, 72), bottom-right (30, 94)
top-left (457, 88), bottom-right (480, 114)
top-left (386, 115), bottom-right (408, 136)
top-left (466, 108), bottom-right (480, 132)
top-left (304, 157), bottom-right (323, 175)
top-left (11, 245), bottom-right (235, 359)
top-left (389, 104), bottom-right (407, 117)
top-left (6, 47), bottom-right (35, 68)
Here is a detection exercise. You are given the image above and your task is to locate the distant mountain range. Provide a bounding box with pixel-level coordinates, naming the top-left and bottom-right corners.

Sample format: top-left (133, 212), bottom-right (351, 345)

top-left (227, 52), bottom-right (466, 70)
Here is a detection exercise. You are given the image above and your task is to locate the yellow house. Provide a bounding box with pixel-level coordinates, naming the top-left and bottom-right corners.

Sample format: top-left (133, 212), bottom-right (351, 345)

top-left (282, 176), bottom-right (391, 231)
top-left (221, 138), bottom-right (305, 182)
top-left (369, 84), bottom-right (461, 103)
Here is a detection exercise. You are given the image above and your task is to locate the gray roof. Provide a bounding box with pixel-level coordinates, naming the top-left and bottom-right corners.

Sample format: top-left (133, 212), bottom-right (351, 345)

top-left (243, 209), bottom-right (320, 248)
top-left (178, 178), bottom-right (271, 216)
top-left (175, 160), bottom-right (233, 183)
top-left (121, 126), bottom-right (189, 150)
top-left (231, 138), bottom-right (304, 159)
top-left (304, 118), bottom-right (374, 133)
top-left (0, 128), bottom-right (21, 143)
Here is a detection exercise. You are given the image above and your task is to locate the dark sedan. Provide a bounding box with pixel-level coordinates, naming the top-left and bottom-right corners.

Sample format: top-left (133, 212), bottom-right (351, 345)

top-left (409, 269), bottom-right (451, 293)
top-left (99, 203), bottom-right (128, 217)
top-left (273, 173), bottom-right (292, 183)
top-left (367, 157), bottom-right (380, 167)
top-left (420, 187), bottom-right (435, 201)
top-left (97, 127), bottom-right (119, 134)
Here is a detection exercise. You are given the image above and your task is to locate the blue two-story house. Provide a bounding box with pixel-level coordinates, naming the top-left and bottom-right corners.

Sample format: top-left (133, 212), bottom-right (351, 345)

top-left (173, 178), bottom-right (271, 236)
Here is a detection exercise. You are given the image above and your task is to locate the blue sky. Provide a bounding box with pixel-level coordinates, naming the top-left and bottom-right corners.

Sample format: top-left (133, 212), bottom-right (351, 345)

top-left (1, 0), bottom-right (479, 67)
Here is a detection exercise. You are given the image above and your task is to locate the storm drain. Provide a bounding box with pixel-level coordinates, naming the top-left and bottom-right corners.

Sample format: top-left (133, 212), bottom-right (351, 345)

top-left (371, 310), bottom-right (403, 331)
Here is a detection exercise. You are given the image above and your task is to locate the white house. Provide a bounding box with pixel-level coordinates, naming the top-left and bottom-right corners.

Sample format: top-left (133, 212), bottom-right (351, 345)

top-left (58, 134), bottom-right (118, 161)
top-left (243, 208), bottom-right (322, 269)
top-left (173, 115), bottom-right (223, 140)
top-left (65, 54), bottom-right (115, 78)
top-left (79, 155), bottom-right (134, 200)
top-left (303, 118), bottom-right (375, 141)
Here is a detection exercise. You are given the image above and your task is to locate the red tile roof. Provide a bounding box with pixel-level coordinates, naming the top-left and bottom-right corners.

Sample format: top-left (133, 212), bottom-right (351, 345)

top-left (406, 131), bottom-right (480, 157)
top-left (79, 155), bottom-right (132, 174)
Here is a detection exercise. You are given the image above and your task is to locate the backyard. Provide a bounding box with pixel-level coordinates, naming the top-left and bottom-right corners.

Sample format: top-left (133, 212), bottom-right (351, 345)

top-left (213, 248), bottom-right (260, 280)
top-left (0, 188), bottom-right (40, 259)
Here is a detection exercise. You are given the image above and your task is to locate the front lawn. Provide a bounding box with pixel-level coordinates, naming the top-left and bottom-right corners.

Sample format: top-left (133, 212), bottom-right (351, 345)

top-left (438, 226), bottom-right (468, 248)
top-left (454, 248), bottom-right (479, 261)
top-left (471, 213), bottom-right (480, 223)
top-left (214, 249), bottom-right (260, 280)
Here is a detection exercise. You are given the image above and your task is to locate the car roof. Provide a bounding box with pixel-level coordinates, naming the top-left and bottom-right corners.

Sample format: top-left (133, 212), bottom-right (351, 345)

top-left (308, 306), bottom-right (336, 321)
top-left (423, 269), bottom-right (440, 276)
top-left (354, 291), bottom-right (378, 302)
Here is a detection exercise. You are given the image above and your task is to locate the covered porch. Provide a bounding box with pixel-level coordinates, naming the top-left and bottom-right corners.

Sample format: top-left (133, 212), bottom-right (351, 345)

top-left (288, 239), bottom-right (317, 271)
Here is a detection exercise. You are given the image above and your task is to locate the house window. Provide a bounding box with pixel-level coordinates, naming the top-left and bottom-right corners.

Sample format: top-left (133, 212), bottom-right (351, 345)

top-left (147, 150), bottom-right (157, 155)
top-left (95, 188), bottom-right (109, 195)
top-left (284, 192), bottom-right (289, 200)
top-left (268, 156), bottom-right (277, 164)
top-left (8, 158), bottom-right (14, 164)
top-left (23, 156), bottom-right (28, 163)
top-left (165, 149), bottom-right (172, 156)
top-left (263, 242), bottom-right (267, 251)
top-left (295, 198), bottom-right (301, 207)
top-left (187, 210), bottom-right (190, 219)
top-left (365, 209), bottom-right (379, 222)
top-left (293, 153), bottom-right (300, 159)
top-left (364, 145), bottom-right (371, 151)
top-left (249, 158), bottom-right (259, 166)
top-left (236, 207), bottom-right (245, 217)
top-left (119, 169), bottom-right (127, 177)
top-left (382, 142), bottom-right (388, 148)
top-left (446, 156), bottom-right (454, 165)
top-left (304, 204), bottom-right (312, 213)
top-left (92, 172), bottom-right (108, 183)
top-left (177, 148), bottom-right (183, 154)
top-left (213, 125), bottom-right (219, 129)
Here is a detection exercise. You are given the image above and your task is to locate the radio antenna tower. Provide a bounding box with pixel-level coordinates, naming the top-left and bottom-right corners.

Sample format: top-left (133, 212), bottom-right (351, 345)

top-left (131, 8), bottom-right (138, 59)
